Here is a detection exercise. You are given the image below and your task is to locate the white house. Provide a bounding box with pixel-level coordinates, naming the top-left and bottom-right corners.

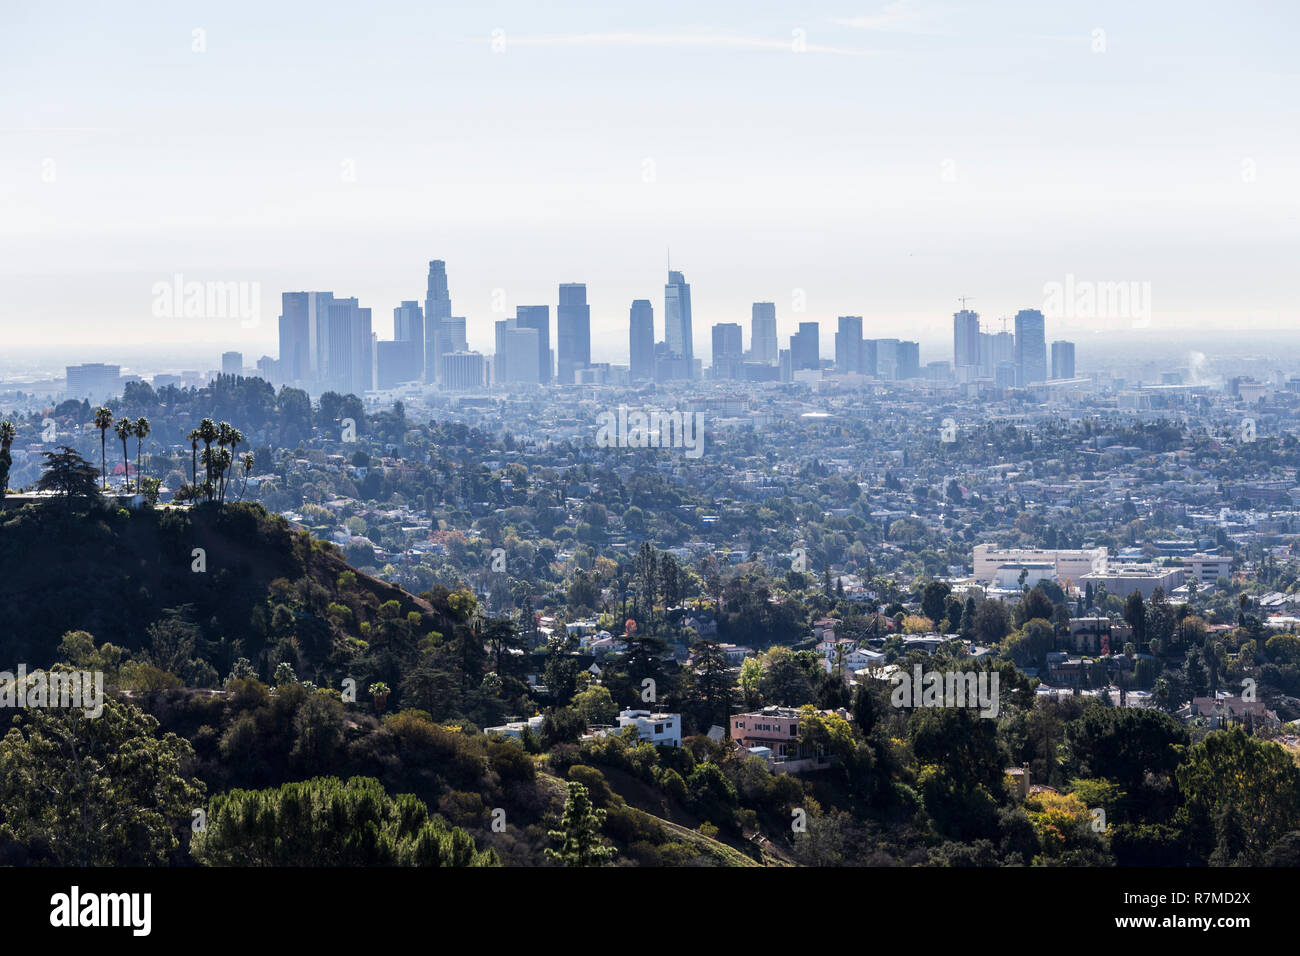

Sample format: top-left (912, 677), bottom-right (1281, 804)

top-left (616, 709), bottom-right (682, 748)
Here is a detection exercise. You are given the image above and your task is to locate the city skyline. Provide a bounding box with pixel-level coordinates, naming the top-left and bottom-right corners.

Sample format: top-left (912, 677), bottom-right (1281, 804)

top-left (3, 1), bottom-right (1296, 353)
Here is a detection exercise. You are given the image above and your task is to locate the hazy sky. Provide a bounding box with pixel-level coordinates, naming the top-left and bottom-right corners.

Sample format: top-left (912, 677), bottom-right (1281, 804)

top-left (2, 0), bottom-right (1297, 367)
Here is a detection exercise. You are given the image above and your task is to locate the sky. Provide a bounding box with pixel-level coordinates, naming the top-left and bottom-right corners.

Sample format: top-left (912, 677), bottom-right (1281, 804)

top-left (1, 0), bottom-right (1297, 368)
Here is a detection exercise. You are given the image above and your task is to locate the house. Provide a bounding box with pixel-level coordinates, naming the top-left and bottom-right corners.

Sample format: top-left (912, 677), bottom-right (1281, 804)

top-left (1180, 695), bottom-right (1280, 729)
top-left (729, 706), bottom-right (843, 773)
top-left (484, 715), bottom-right (546, 742)
top-left (615, 709), bottom-right (682, 748)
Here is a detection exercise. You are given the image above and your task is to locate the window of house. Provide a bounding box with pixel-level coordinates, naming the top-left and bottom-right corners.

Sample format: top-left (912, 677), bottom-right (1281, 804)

top-left (655, 724), bottom-right (663, 733)
top-left (790, 724), bottom-right (798, 735)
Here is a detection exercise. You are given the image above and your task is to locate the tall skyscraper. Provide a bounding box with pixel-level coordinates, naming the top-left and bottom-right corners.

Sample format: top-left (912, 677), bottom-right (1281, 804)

top-left (791, 322), bottom-right (819, 370)
top-left (1051, 340), bottom-right (1076, 379)
top-left (221, 351), bottom-right (243, 377)
top-left (515, 305), bottom-right (551, 384)
top-left (751, 302), bottom-right (778, 365)
top-left (423, 260), bottom-right (452, 384)
top-left (954, 308), bottom-right (981, 370)
top-left (319, 297), bottom-right (372, 395)
top-left (278, 291), bottom-right (316, 384)
top-left (860, 338), bottom-right (878, 377)
top-left (557, 283), bottom-right (591, 384)
top-left (665, 270), bottom-right (694, 373)
top-left (1014, 309), bottom-right (1048, 385)
top-left (629, 299), bottom-right (654, 382)
top-left (835, 316), bottom-right (863, 373)
top-left (711, 322), bottom-right (743, 379)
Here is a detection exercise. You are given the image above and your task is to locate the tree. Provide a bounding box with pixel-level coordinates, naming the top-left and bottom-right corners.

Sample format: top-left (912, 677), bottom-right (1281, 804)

top-left (921, 581), bottom-right (951, 626)
top-left (133, 417), bottom-right (150, 491)
top-left (93, 405), bottom-right (114, 488)
top-left (572, 683), bottom-right (618, 726)
top-left (1123, 591), bottom-right (1148, 651)
top-left (690, 637), bottom-right (732, 730)
top-left (197, 417), bottom-right (219, 499)
top-left (738, 656), bottom-right (763, 710)
top-left (187, 428), bottom-right (200, 487)
top-left (191, 776), bottom-right (496, 866)
top-left (113, 417), bottom-right (133, 491)
top-left (35, 446), bottom-right (101, 506)
top-left (0, 691), bottom-right (204, 865)
top-left (0, 420), bottom-right (14, 500)
top-left (1176, 727), bottom-right (1300, 865)
top-left (546, 781), bottom-right (615, 867)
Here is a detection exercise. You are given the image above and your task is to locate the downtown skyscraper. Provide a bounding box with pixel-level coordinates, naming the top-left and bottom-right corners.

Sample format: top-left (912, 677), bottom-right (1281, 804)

top-left (664, 269), bottom-right (694, 377)
top-left (515, 304), bottom-right (552, 384)
top-left (750, 302), bottom-right (778, 365)
top-left (556, 283), bottom-right (591, 384)
top-left (629, 299), bottom-right (654, 382)
top-left (953, 308), bottom-right (981, 370)
top-left (1014, 308), bottom-right (1048, 386)
top-left (424, 260), bottom-right (452, 384)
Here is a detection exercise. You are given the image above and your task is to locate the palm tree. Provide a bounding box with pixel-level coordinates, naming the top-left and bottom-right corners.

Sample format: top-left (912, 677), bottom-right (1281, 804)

top-left (0, 420), bottom-right (16, 501)
top-left (219, 425), bottom-right (243, 504)
top-left (93, 406), bottom-right (114, 488)
top-left (214, 448), bottom-right (232, 505)
top-left (113, 417), bottom-right (133, 492)
top-left (197, 418), bottom-right (218, 500)
top-left (187, 428), bottom-right (200, 486)
top-left (236, 452), bottom-right (255, 501)
top-left (133, 417), bottom-right (150, 490)
top-left (215, 421), bottom-right (233, 502)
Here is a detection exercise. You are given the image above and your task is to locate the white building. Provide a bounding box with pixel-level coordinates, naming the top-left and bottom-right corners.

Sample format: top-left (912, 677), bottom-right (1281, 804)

top-left (973, 544), bottom-right (1107, 586)
top-left (616, 709), bottom-right (682, 748)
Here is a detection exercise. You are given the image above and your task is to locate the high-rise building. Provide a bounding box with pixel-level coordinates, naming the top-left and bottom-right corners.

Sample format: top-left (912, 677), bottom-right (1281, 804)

top-left (319, 297), bottom-right (373, 395)
top-left (440, 351), bottom-right (487, 390)
top-left (278, 292), bottom-right (315, 384)
top-left (494, 319), bottom-right (541, 384)
top-left (953, 308), bottom-right (980, 369)
top-left (835, 316), bottom-right (863, 373)
top-left (221, 351), bottom-right (243, 377)
top-left (897, 341), bottom-right (921, 379)
top-left (556, 283), bottom-right (591, 384)
top-left (873, 338), bottom-right (900, 379)
top-left (791, 322), bottom-right (819, 371)
top-left (423, 260), bottom-right (452, 383)
top-left (664, 270), bottom-right (694, 374)
top-left (978, 329), bottom-right (1015, 378)
top-left (1051, 340), bottom-right (1076, 380)
top-left (515, 305), bottom-right (551, 384)
top-left (860, 338), bottom-right (878, 377)
top-left (629, 300), bottom-right (654, 382)
top-left (1014, 309), bottom-right (1048, 385)
top-left (66, 363), bottom-right (121, 402)
top-left (751, 302), bottom-right (778, 365)
top-left (711, 322), bottom-right (744, 379)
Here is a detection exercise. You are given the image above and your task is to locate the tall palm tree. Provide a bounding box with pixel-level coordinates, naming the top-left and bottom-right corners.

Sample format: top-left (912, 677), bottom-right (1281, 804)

top-left (221, 426), bottom-right (243, 504)
top-left (197, 418), bottom-right (219, 500)
top-left (133, 417), bottom-right (151, 490)
top-left (236, 452), bottom-right (255, 501)
top-left (187, 428), bottom-right (200, 487)
top-left (113, 417), bottom-right (133, 492)
top-left (0, 420), bottom-right (16, 501)
top-left (93, 406), bottom-right (114, 488)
